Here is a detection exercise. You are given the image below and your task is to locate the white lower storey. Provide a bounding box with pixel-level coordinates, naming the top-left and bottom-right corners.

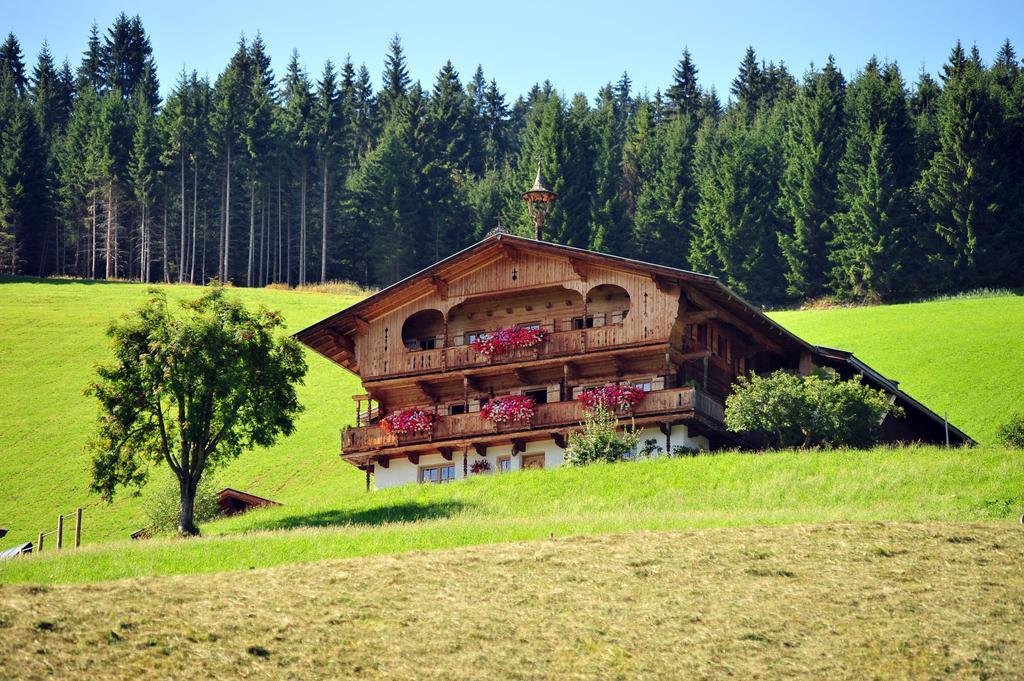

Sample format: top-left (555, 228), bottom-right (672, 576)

top-left (372, 423), bottom-right (710, 490)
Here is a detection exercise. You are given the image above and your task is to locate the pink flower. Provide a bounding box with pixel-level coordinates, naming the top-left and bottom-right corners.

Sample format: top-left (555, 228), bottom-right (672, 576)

top-left (578, 385), bottom-right (646, 412)
top-left (380, 408), bottom-right (436, 435)
top-left (481, 395), bottom-right (537, 423)
top-left (471, 326), bottom-right (546, 356)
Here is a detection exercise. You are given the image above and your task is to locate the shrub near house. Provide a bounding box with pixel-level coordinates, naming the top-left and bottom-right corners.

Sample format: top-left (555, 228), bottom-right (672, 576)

top-left (725, 369), bottom-right (901, 448)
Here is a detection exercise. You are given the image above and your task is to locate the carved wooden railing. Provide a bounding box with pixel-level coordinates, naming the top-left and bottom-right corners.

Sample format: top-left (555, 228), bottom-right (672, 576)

top-left (341, 387), bottom-right (725, 454)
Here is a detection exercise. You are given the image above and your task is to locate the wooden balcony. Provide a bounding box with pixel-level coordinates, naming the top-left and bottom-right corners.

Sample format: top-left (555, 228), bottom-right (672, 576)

top-left (341, 387), bottom-right (726, 455)
top-left (379, 312), bottom-right (645, 380)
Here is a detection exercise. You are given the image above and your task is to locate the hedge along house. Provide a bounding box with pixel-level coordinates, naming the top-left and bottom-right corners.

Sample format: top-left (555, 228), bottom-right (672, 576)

top-left (296, 171), bottom-right (972, 490)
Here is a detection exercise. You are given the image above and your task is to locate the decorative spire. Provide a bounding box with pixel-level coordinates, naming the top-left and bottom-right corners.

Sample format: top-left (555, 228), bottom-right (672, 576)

top-left (521, 158), bottom-right (558, 241)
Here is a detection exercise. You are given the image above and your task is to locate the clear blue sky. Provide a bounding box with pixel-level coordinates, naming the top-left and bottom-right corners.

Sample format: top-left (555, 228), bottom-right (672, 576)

top-left (7, 0), bottom-right (1023, 101)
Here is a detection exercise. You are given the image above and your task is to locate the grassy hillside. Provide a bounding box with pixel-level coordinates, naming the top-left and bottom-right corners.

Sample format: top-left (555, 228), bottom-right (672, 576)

top-left (769, 291), bottom-right (1024, 444)
top-left (2, 446), bottom-right (1022, 584)
top-left (1, 278), bottom-right (1021, 553)
top-left (2, 523), bottom-right (1022, 679)
top-left (0, 277), bottom-right (366, 546)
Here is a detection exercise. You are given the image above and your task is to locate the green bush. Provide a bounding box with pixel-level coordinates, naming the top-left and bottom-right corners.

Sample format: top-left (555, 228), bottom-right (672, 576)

top-left (565, 406), bottom-right (641, 465)
top-left (725, 369), bottom-right (902, 449)
top-left (144, 475), bottom-right (223, 535)
top-left (997, 413), bottom-right (1024, 448)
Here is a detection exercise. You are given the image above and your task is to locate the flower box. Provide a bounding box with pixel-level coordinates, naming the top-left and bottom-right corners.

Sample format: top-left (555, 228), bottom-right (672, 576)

top-left (578, 385), bottom-right (646, 412)
top-left (471, 326), bottom-right (547, 357)
top-left (481, 395), bottom-right (537, 423)
top-left (380, 408), bottom-right (436, 436)
top-left (469, 459), bottom-right (491, 474)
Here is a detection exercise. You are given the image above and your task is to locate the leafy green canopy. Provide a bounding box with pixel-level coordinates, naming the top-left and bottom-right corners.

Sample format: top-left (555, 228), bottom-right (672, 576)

top-left (565, 406), bottom-right (641, 466)
top-left (725, 370), bottom-right (901, 449)
top-left (86, 285), bottom-right (307, 529)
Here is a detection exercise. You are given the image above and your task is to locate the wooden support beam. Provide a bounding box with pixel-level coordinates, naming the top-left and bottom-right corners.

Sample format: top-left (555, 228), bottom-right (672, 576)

top-left (513, 367), bottom-right (532, 384)
top-left (430, 275), bottom-right (448, 299)
top-left (681, 284), bottom-right (785, 355)
top-left (439, 447), bottom-right (454, 461)
top-left (563, 361), bottom-right (579, 381)
top-left (415, 380), bottom-right (437, 401)
top-left (353, 316), bottom-right (370, 335)
top-left (671, 349), bottom-right (713, 364)
top-left (511, 438), bottom-right (527, 454)
top-left (496, 242), bottom-right (519, 262)
top-left (406, 453), bottom-right (419, 465)
top-left (323, 328), bottom-right (355, 352)
top-left (651, 275), bottom-right (673, 294)
top-left (568, 257), bottom-right (588, 282)
top-left (550, 432), bottom-right (568, 449)
top-left (687, 310), bottom-right (719, 323)
top-left (375, 455), bottom-right (390, 469)
top-left (464, 374), bottom-right (485, 393)
top-left (473, 443), bottom-right (488, 457)
top-left (612, 354), bottom-right (628, 377)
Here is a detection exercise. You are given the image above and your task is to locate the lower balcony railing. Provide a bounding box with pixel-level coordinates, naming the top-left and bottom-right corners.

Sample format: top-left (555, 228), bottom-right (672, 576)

top-left (341, 387), bottom-right (725, 454)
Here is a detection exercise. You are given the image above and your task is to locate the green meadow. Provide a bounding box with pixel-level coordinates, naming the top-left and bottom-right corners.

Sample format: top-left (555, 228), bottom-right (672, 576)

top-left (1, 277), bottom-right (1022, 566)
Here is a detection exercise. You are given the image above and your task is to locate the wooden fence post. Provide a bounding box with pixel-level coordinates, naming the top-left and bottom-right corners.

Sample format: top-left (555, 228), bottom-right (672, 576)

top-left (37, 532), bottom-right (44, 554)
top-left (75, 508), bottom-right (82, 549)
top-left (56, 514), bottom-right (64, 551)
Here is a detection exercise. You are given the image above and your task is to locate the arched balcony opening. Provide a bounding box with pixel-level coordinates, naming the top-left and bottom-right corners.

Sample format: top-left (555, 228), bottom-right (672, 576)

top-left (583, 283), bottom-right (630, 327)
top-left (401, 309), bottom-right (445, 351)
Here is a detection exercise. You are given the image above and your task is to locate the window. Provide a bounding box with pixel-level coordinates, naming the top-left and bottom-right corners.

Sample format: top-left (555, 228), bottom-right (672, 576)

top-left (418, 337), bottom-right (437, 351)
top-left (632, 380), bottom-right (653, 393)
top-left (519, 321), bottom-right (541, 330)
top-left (448, 403), bottom-right (466, 416)
top-left (419, 464), bottom-right (457, 484)
top-left (465, 330), bottom-right (485, 345)
top-left (523, 388), bottom-right (548, 404)
top-left (497, 456), bottom-right (511, 473)
top-left (572, 315), bottom-right (595, 330)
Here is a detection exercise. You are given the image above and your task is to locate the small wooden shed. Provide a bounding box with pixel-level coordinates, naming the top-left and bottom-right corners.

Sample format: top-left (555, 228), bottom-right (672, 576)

top-left (216, 488), bottom-right (280, 516)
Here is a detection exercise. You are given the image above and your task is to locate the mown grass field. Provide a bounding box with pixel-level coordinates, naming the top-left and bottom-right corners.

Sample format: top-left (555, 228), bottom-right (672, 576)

top-left (0, 278), bottom-right (1022, 552)
top-left (1, 523), bottom-right (1022, 679)
top-left (2, 446), bottom-right (1022, 584)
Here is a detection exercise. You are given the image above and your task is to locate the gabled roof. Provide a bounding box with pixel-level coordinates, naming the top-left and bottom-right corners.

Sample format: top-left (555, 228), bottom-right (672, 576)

top-left (294, 232), bottom-right (815, 368)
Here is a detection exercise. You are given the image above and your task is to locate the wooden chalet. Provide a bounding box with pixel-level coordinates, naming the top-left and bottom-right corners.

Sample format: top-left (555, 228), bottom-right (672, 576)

top-left (296, 233), bottom-right (972, 489)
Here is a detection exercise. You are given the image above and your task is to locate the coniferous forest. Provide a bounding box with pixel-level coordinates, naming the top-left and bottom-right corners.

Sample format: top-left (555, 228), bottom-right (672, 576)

top-left (1, 15), bottom-right (1022, 303)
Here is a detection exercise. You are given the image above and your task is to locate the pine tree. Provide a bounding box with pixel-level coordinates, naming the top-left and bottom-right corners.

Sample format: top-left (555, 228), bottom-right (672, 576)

top-left (830, 60), bottom-right (915, 300)
top-left (130, 83), bottom-right (160, 282)
top-left (778, 56), bottom-right (847, 299)
top-left (210, 44), bottom-right (247, 282)
top-left (312, 61), bottom-right (341, 282)
top-left (77, 22), bottom-right (105, 94)
top-left (921, 47), bottom-right (1005, 287)
top-left (0, 33), bottom-right (28, 96)
top-left (588, 92), bottom-right (630, 255)
top-left (245, 60), bottom-right (274, 287)
top-left (379, 34), bottom-right (410, 122)
top-left (731, 46), bottom-right (764, 121)
top-left (281, 51), bottom-right (313, 285)
top-left (0, 69), bottom-right (45, 271)
top-left (667, 48), bottom-right (701, 119)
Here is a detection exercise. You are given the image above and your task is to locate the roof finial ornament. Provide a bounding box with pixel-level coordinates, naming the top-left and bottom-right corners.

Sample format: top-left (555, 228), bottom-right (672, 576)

top-left (521, 156), bottom-right (558, 241)
top-left (485, 215), bottom-right (509, 239)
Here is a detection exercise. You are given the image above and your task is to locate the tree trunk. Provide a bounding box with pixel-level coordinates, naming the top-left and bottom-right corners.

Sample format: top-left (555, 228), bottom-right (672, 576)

top-left (178, 477), bottom-right (199, 536)
top-left (299, 162), bottom-right (307, 286)
top-left (90, 188), bottom-right (97, 279)
top-left (105, 181), bottom-right (114, 279)
top-left (162, 190), bottom-right (169, 283)
top-left (179, 151), bottom-right (186, 283)
top-left (190, 161), bottom-right (198, 284)
top-left (277, 175), bottom-right (282, 283)
top-left (223, 145), bottom-right (232, 282)
top-left (247, 180), bottom-right (256, 287)
top-left (321, 161), bottom-right (328, 283)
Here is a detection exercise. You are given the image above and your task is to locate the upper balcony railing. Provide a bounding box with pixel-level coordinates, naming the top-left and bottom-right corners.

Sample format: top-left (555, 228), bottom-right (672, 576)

top-left (387, 310), bottom-right (642, 379)
top-left (342, 386), bottom-right (725, 454)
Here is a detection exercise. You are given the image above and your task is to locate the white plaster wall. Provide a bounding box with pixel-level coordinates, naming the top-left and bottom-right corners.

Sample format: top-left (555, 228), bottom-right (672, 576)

top-left (373, 425), bottom-right (708, 489)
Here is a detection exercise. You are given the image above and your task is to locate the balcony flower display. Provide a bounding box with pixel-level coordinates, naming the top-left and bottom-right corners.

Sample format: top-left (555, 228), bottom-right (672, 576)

top-left (471, 325), bottom-right (547, 356)
top-left (481, 395), bottom-right (537, 423)
top-left (578, 385), bottom-right (646, 412)
top-left (469, 459), bottom-right (492, 474)
top-left (380, 408), bottom-right (436, 436)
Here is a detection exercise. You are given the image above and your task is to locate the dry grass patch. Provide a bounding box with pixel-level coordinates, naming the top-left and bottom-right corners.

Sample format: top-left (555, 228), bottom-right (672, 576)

top-left (1, 522), bottom-right (1022, 679)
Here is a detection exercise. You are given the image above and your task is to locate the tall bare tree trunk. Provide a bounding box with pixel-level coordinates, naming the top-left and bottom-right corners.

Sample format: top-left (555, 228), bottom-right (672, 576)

top-left (247, 180), bottom-right (255, 287)
top-left (105, 181), bottom-right (114, 279)
top-left (223, 145), bottom-right (232, 281)
top-left (321, 162), bottom-right (328, 283)
top-left (90, 188), bottom-right (97, 279)
top-left (299, 162), bottom-right (307, 285)
top-left (190, 161), bottom-right (198, 284)
top-left (179, 151), bottom-right (186, 283)
top-left (162, 190), bottom-right (169, 283)
top-left (276, 175), bottom-right (282, 283)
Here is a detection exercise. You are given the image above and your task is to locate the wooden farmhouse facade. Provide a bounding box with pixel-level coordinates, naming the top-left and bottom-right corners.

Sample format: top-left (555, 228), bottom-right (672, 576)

top-left (296, 234), bottom-right (972, 490)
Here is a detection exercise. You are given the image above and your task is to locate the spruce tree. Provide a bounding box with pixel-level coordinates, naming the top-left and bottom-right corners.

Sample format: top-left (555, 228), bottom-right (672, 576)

top-left (0, 33), bottom-right (28, 96)
top-left (378, 34), bottom-right (410, 122)
top-left (280, 52), bottom-right (314, 285)
top-left (779, 57), bottom-right (846, 299)
top-left (667, 48), bottom-right (701, 119)
top-left (312, 61), bottom-right (341, 282)
top-left (588, 91), bottom-right (630, 255)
